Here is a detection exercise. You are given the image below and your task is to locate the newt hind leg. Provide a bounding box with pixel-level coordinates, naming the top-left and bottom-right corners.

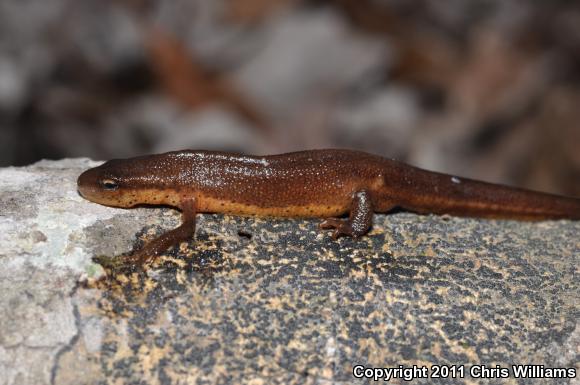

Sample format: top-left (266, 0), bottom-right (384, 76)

top-left (320, 190), bottom-right (373, 239)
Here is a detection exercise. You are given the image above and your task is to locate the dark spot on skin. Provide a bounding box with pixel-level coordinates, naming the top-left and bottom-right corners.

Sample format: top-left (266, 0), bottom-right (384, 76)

top-left (237, 230), bottom-right (252, 239)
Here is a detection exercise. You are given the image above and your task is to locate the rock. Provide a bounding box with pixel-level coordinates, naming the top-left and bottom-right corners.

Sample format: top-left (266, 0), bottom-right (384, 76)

top-left (0, 159), bottom-right (578, 385)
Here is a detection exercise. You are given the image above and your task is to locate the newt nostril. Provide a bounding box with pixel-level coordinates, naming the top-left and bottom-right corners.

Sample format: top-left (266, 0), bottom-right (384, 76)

top-left (237, 230), bottom-right (252, 240)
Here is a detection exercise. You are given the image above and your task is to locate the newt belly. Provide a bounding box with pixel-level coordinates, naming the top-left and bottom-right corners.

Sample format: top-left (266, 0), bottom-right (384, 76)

top-left (77, 149), bottom-right (580, 265)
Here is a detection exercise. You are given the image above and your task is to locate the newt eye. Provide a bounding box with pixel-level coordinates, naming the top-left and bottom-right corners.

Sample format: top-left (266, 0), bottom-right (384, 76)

top-left (100, 179), bottom-right (119, 191)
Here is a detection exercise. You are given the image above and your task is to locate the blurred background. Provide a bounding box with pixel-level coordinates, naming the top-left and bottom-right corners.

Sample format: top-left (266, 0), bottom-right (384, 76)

top-left (1, 0), bottom-right (579, 196)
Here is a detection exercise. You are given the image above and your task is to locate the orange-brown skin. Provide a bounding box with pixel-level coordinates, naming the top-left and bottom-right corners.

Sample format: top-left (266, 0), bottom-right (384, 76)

top-left (77, 149), bottom-right (580, 265)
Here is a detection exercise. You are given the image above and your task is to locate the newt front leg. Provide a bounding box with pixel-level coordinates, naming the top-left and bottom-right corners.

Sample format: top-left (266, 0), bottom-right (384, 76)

top-left (128, 197), bottom-right (197, 266)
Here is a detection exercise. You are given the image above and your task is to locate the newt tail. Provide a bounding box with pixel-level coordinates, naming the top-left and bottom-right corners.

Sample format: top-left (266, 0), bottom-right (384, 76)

top-left (77, 149), bottom-right (580, 265)
top-left (380, 165), bottom-right (580, 221)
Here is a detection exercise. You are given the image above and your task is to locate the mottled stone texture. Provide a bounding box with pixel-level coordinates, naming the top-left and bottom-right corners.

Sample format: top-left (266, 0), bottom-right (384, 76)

top-left (0, 159), bottom-right (578, 385)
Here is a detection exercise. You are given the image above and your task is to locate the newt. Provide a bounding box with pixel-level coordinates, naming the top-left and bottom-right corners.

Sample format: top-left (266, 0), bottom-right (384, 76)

top-left (77, 149), bottom-right (580, 265)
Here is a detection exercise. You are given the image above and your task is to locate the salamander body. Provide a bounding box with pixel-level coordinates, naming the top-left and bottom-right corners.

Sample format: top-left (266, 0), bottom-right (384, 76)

top-left (77, 149), bottom-right (580, 264)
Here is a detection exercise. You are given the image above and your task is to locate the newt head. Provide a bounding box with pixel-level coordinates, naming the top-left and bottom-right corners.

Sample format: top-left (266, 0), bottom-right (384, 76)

top-left (77, 155), bottom-right (181, 208)
top-left (77, 159), bottom-right (134, 208)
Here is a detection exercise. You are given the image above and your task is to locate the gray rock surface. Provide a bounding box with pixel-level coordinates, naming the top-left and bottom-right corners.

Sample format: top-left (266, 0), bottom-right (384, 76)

top-left (0, 159), bottom-right (578, 385)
